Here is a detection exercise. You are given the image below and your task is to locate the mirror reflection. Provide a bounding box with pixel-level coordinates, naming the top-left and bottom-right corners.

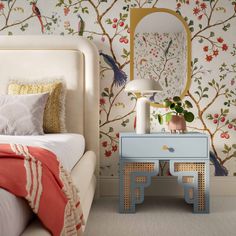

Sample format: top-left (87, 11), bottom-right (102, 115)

top-left (132, 9), bottom-right (191, 105)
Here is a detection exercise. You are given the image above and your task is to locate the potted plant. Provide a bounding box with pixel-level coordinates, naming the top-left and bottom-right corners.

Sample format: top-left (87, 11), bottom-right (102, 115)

top-left (157, 96), bottom-right (195, 133)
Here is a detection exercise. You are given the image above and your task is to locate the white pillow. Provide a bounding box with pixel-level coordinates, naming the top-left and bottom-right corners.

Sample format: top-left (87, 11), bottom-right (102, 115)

top-left (0, 93), bottom-right (49, 135)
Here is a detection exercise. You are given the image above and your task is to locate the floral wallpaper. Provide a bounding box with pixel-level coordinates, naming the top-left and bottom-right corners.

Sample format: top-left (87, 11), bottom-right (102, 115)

top-left (134, 32), bottom-right (187, 103)
top-left (0, 0), bottom-right (235, 177)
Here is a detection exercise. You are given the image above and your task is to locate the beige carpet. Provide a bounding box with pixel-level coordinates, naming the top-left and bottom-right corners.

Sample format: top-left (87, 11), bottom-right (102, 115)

top-left (84, 197), bottom-right (236, 236)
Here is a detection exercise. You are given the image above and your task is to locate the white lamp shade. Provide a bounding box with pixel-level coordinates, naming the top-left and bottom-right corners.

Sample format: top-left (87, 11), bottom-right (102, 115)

top-left (124, 79), bottom-right (163, 94)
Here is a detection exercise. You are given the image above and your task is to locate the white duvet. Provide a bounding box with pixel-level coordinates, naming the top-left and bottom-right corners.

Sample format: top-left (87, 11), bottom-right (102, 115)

top-left (0, 133), bottom-right (85, 236)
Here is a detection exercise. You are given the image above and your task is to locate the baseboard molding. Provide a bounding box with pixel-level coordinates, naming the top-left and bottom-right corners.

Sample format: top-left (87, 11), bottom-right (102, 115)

top-left (100, 176), bottom-right (236, 196)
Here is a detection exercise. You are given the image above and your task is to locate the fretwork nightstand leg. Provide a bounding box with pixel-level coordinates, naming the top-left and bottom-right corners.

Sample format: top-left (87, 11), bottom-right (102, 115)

top-left (119, 161), bottom-right (159, 213)
top-left (169, 160), bottom-right (209, 213)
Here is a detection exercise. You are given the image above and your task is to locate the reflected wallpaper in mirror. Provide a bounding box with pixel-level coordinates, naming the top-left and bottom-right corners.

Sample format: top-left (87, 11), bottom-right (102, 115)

top-left (133, 11), bottom-right (188, 104)
top-left (134, 31), bottom-right (187, 102)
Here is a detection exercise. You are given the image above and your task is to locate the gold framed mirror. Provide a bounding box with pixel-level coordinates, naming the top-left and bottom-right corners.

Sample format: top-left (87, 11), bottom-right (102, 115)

top-left (130, 8), bottom-right (192, 108)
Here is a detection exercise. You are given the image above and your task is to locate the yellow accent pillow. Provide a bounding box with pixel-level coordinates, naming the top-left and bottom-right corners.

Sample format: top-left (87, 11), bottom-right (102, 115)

top-left (8, 80), bottom-right (66, 133)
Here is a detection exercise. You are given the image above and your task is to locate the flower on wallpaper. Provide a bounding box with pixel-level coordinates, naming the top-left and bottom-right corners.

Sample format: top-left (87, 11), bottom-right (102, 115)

top-left (64, 21), bottom-right (70, 29)
top-left (64, 7), bottom-right (70, 16)
top-left (202, 37), bottom-right (228, 62)
top-left (0, 2), bottom-right (5, 11)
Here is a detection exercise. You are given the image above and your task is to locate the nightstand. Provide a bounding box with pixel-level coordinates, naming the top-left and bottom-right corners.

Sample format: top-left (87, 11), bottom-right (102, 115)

top-left (119, 132), bottom-right (209, 214)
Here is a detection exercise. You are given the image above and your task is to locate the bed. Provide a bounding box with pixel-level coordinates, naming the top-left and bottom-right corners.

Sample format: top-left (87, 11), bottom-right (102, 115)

top-left (0, 36), bottom-right (99, 235)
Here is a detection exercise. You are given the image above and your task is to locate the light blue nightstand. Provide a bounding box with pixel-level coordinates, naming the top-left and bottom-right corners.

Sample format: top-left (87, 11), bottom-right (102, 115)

top-left (119, 132), bottom-right (209, 214)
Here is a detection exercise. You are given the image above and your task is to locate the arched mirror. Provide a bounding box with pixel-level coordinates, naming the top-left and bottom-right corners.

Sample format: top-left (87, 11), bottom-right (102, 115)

top-left (130, 8), bottom-right (192, 107)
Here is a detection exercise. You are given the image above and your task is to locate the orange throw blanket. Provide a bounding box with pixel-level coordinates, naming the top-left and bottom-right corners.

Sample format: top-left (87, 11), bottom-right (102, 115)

top-left (0, 144), bottom-right (84, 236)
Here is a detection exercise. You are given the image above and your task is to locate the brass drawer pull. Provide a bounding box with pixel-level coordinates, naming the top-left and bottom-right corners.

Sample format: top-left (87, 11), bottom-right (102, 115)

top-left (162, 145), bottom-right (175, 153)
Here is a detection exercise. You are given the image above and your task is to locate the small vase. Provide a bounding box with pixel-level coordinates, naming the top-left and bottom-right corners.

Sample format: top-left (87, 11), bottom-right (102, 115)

top-left (168, 115), bottom-right (186, 133)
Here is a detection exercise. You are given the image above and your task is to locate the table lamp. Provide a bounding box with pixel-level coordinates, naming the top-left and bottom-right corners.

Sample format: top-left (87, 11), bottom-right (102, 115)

top-left (125, 79), bottom-right (163, 134)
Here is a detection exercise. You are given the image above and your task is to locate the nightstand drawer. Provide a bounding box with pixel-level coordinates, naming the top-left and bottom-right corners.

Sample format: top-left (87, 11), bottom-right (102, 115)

top-left (121, 137), bottom-right (208, 158)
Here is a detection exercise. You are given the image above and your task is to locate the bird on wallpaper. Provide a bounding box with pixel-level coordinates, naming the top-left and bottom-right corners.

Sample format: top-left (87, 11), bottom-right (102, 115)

top-left (100, 52), bottom-right (127, 87)
top-left (78, 15), bottom-right (85, 36)
top-left (210, 151), bottom-right (228, 176)
top-left (164, 39), bottom-right (172, 56)
top-left (32, 2), bottom-right (44, 33)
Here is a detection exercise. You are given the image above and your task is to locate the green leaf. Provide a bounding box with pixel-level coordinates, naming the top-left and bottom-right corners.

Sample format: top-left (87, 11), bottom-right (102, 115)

top-left (165, 113), bottom-right (172, 123)
top-left (106, 19), bottom-right (112, 24)
top-left (223, 23), bottom-right (230, 31)
top-left (109, 127), bottom-right (114, 133)
top-left (158, 114), bottom-right (163, 124)
top-left (189, 20), bottom-right (194, 26)
top-left (121, 122), bottom-right (126, 127)
top-left (207, 114), bottom-right (213, 120)
top-left (82, 7), bottom-right (89, 13)
top-left (101, 92), bottom-right (108, 97)
top-left (223, 109), bottom-right (229, 114)
top-left (224, 144), bottom-right (230, 151)
top-left (184, 112), bottom-right (194, 122)
top-left (198, 85), bottom-right (202, 92)
top-left (175, 106), bottom-right (184, 114)
top-left (194, 58), bottom-right (198, 64)
top-left (163, 99), bottom-right (172, 107)
top-left (184, 17), bottom-right (188, 21)
top-left (170, 103), bottom-right (176, 110)
top-left (232, 144), bottom-right (236, 149)
top-left (185, 100), bottom-right (193, 108)
top-left (173, 96), bottom-right (181, 102)
top-left (198, 38), bottom-right (203, 43)
top-left (210, 31), bottom-right (215, 37)
top-left (121, 119), bottom-right (129, 127)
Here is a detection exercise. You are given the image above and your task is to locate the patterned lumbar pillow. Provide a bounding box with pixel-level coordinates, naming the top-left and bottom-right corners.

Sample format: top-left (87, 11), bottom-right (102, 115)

top-left (8, 79), bottom-right (66, 133)
top-left (0, 93), bottom-right (49, 135)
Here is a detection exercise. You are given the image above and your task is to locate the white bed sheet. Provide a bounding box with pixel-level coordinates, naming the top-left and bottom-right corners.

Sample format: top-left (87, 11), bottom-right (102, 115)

top-left (0, 133), bottom-right (85, 171)
top-left (0, 133), bottom-right (86, 236)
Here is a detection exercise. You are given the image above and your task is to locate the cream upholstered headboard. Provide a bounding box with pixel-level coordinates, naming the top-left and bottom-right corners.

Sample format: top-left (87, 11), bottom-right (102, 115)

top-left (0, 36), bottom-right (99, 165)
